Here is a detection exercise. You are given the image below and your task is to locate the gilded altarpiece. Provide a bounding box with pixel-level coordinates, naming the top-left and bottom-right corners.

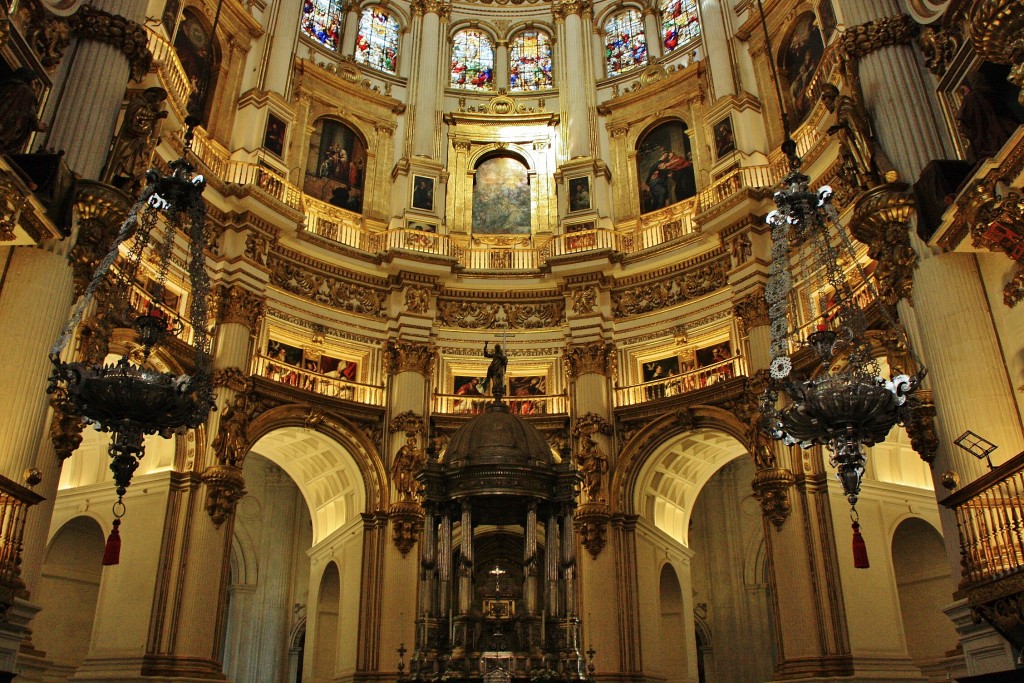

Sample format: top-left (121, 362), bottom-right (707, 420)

top-left (444, 98), bottom-right (560, 243)
top-left (600, 63), bottom-right (708, 226)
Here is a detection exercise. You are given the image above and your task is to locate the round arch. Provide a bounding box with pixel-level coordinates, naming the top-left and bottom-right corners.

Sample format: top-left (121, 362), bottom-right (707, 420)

top-left (594, 2), bottom-right (650, 34)
top-left (504, 21), bottom-right (557, 44)
top-left (246, 404), bottom-right (388, 541)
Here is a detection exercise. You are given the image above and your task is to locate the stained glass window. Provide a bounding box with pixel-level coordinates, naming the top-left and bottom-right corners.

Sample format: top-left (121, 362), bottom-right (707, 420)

top-left (660, 0), bottom-right (701, 53)
top-left (604, 9), bottom-right (648, 77)
top-left (450, 30), bottom-right (494, 90)
top-left (510, 31), bottom-right (553, 92)
top-left (355, 7), bottom-right (400, 74)
top-left (301, 0), bottom-right (343, 51)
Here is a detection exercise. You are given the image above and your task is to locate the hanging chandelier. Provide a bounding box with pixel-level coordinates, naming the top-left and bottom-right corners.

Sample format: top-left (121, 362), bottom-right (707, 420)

top-left (47, 119), bottom-right (216, 519)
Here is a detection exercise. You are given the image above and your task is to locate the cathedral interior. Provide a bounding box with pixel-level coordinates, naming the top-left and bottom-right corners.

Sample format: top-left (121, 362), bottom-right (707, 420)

top-left (1, 0), bottom-right (1024, 682)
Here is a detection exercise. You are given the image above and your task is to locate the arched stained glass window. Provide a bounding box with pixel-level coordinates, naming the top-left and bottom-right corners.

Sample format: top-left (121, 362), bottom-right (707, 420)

top-left (660, 0), bottom-right (701, 53)
top-left (604, 9), bottom-right (648, 77)
top-left (301, 0), bottom-right (343, 51)
top-left (451, 29), bottom-right (495, 90)
top-left (510, 30), bottom-right (553, 92)
top-left (355, 7), bottom-right (400, 74)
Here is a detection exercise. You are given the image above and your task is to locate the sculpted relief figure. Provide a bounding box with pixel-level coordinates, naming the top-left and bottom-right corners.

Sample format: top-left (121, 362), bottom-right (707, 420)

top-left (392, 435), bottom-right (426, 500)
top-left (577, 433), bottom-right (609, 502)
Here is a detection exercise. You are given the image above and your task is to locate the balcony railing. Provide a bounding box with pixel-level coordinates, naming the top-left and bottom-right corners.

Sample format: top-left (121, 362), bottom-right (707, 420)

top-left (433, 393), bottom-right (568, 416)
top-left (941, 450), bottom-right (1024, 590)
top-left (369, 228), bottom-right (453, 258)
top-left (614, 356), bottom-right (745, 407)
top-left (252, 355), bottom-right (385, 406)
top-left (146, 28), bottom-right (192, 119)
top-left (0, 474), bottom-right (44, 617)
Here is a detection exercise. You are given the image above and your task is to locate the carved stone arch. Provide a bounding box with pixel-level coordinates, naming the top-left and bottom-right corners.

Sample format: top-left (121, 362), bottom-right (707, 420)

top-left (742, 532), bottom-right (769, 589)
top-left (885, 510), bottom-right (943, 548)
top-left (230, 520), bottom-right (259, 586)
top-left (506, 21), bottom-right (557, 45)
top-left (467, 144), bottom-right (537, 173)
top-left (246, 403), bottom-right (389, 514)
top-left (289, 615), bottom-right (307, 651)
top-left (610, 405), bottom-right (749, 514)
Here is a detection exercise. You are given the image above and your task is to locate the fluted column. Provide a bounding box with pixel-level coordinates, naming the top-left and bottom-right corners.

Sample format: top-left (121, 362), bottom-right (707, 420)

top-left (260, 0), bottom-right (304, 94)
top-left (545, 513), bottom-right (560, 616)
top-left (409, 1), bottom-right (450, 158)
top-left (341, 1), bottom-right (361, 58)
top-left (554, 2), bottom-right (593, 159)
top-left (699, 0), bottom-right (736, 99)
top-left (45, 1), bottom-right (148, 179)
top-left (458, 503), bottom-right (473, 615)
top-left (642, 8), bottom-right (662, 61)
top-left (524, 503), bottom-right (538, 615)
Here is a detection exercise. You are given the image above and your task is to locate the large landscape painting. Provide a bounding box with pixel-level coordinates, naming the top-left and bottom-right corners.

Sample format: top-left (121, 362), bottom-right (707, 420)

top-left (472, 155), bottom-right (531, 234)
top-left (304, 118), bottom-right (367, 214)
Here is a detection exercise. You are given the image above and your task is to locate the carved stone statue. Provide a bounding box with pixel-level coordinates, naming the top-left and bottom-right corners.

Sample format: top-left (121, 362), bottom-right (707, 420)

top-left (0, 67), bottom-right (47, 155)
top-left (730, 232), bottom-right (752, 267)
top-left (392, 435), bottom-right (426, 500)
top-left (211, 394), bottom-right (253, 468)
top-left (104, 87), bottom-right (169, 193)
top-left (482, 341), bottom-right (507, 400)
top-left (819, 82), bottom-right (892, 189)
top-left (577, 434), bottom-right (609, 501)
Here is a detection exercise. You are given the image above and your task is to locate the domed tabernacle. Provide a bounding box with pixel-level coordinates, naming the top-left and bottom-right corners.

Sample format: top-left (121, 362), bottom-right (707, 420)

top-left (445, 403), bottom-right (553, 467)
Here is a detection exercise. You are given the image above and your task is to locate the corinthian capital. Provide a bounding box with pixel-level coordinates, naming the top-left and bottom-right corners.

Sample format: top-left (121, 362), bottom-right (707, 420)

top-left (412, 0), bottom-right (452, 19)
top-left (552, 0), bottom-right (592, 21)
top-left (564, 341), bottom-right (614, 379)
top-left (384, 341), bottom-right (436, 377)
top-left (732, 288), bottom-right (769, 335)
top-left (215, 284), bottom-right (266, 330)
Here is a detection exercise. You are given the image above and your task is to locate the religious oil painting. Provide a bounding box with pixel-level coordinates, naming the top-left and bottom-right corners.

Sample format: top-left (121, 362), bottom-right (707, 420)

top-left (267, 339), bottom-right (303, 367)
top-left (412, 175), bottom-right (434, 212)
top-left (173, 9), bottom-right (217, 122)
top-left (472, 155), bottom-right (531, 234)
top-left (637, 120), bottom-right (696, 214)
top-left (568, 176), bottom-right (591, 212)
top-left (643, 355), bottom-right (680, 383)
top-left (818, 0), bottom-right (837, 43)
top-left (779, 12), bottom-right (825, 126)
top-left (565, 221), bottom-right (596, 250)
top-left (453, 375), bottom-right (485, 395)
top-left (695, 341), bottom-right (732, 367)
top-left (509, 376), bottom-right (546, 396)
top-left (713, 116), bottom-right (736, 159)
top-left (408, 220), bottom-right (437, 233)
top-left (263, 112), bottom-right (286, 157)
top-left (304, 118), bottom-right (367, 214)
top-left (162, 0), bottom-right (181, 38)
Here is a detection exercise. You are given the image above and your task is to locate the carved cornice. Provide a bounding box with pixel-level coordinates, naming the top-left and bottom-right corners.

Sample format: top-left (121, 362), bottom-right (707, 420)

top-left (67, 4), bottom-right (153, 81)
top-left (564, 342), bottom-right (614, 379)
top-left (384, 341), bottom-right (436, 377)
top-left (437, 299), bottom-right (564, 329)
top-left (849, 183), bottom-right (918, 306)
top-left (732, 288), bottom-right (769, 335)
top-left (837, 14), bottom-right (918, 61)
top-left (215, 284), bottom-right (266, 330)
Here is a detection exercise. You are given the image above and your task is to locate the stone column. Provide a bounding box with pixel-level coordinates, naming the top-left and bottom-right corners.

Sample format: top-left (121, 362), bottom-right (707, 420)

top-left (341, 1), bottom-right (361, 58)
top-left (409, 1), bottom-right (451, 158)
top-left (553, 1), bottom-right (593, 159)
top-left (495, 40), bottom-right (509, 90)
top-left (642, 8), bottom-right (662, 61)
top-left (260, 0), bottom-right (303, 94)
top-left (699, 0), bottom-right (736, 99)
top-left (524, 503), bottom-right (538, 615)
top-left (458, 503), bottom-right (473, 616)
top-left (545, 513), bottom-right (560, 616)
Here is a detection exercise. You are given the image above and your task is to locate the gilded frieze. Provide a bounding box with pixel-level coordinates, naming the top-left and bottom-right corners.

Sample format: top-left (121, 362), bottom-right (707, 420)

top-left (611, 259), bottom-right (728, 318)
top-left (437, 299), bottom-right (564, 329)
top-left (269, 256), bottom-right (387, 318)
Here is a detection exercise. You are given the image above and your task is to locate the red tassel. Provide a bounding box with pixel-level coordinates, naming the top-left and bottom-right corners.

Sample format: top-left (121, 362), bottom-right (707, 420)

top-left (102, 519), bottom-right (121, 566)
top-left (852, 521), bottom-right (870, 569)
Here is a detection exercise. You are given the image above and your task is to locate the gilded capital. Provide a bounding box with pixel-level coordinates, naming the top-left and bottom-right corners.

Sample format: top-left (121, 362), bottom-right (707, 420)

top-left (384, 341), bottom-right (436, 377)
top-left (732, 288), bottom-right (769, 334)
top-left (68, 5), bottom-right (153, 81)
top-left (564, 341), bottom-right (614, 379)
top-left (837, 14), bottom-right (917, 61)
top-left (552, 0), bottom-right (592, 21)
top-left (215, 284), bottom-right (266, 330)
top-left (412, 0), bottom-right (453, 19)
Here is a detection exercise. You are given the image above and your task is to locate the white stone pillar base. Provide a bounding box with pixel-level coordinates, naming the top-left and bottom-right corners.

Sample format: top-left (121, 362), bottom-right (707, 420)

top-left (943, 599), bottom-right (1020, 677)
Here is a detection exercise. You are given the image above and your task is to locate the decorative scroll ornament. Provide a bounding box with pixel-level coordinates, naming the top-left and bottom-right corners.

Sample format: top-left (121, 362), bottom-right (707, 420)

top-left (564, 342), bottom-right (614, 379)
top-left (552, 0), bottom-right (592, 20)
top-left (836, 14), bottom-right (918, 61)
top-left (0, 171), bottom-right (29, 241)
top-left (917, 25), bottom-right (963, 76)
top-left (611, 260), bottom-right (727, 317)
top-left (67, 4), bottom-right (153, 81)
top-left (70, 181), bottom-right (133, 295)
top-left (571, 287), bottom-right (597, 315)
top-left (437, 299), bottom-right (563, 329)
top-left (751, 466), bottom-right (796, 529)
top-left (22, 0), bottom-right (71, 70)
top-left (966, 0), bottom-right (1024, 103)
top-left (269, 257), bottom-right (387, 318)
top-left (411, 0), bottom-right (452, 19)
top-left (575, 502), bottom-right (610, 559)
top-left (849, 183), bottom-right (918, 306)
top-left (390, 499), bottom-right (424, 557)
top-left (202, 463), bottom-right (247, 528)
top-left (405, 286), bottom-right (431, 314)
top-left (389, 410), bottom-right (426, 437)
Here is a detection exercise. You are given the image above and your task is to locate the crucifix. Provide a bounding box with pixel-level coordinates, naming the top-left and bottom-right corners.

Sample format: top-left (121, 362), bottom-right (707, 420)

top-left (489, 564), bottom-right (507, 593)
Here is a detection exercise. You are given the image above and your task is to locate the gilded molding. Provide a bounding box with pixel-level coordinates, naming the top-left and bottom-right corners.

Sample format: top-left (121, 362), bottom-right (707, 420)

top-left (836, 14), bottom-right (918, 61)
top-left (67, 5), bottom-right (153, 81)
top-left (917, 25), bottom-right (963, 76)
top-left (389, 410), bottom-right (426, 436)
top-left (611, 259), bottom-right (728, 318)
top-left (962, 181), bottom-right (1024, 307)
top-left (211, 367), bottom-right (254, 393)
top-left (404, 286), bottom-right (431, 314)
top-left (215, 284), bottom-right (266, 330)
top-left (411, 0), bottom-right (452, 19)
top-left (849, 183), bottom-right (918, 306)
top-left (269, 256), bottom-right (387, 318)
top-left (437, 299), bottom-right (564, 329)
top-left (0, 172), bottom-right (29, 242)
top-left (22, 0), bottom-right (70, 70)
top-left (384, 341), bottom-right (436, 377)
top-left (732, 288), bottom-right (769, 335)
top-left (570, 286), bottom-right (597, 315)
top-left (564, 342), bottom-right (614, 379)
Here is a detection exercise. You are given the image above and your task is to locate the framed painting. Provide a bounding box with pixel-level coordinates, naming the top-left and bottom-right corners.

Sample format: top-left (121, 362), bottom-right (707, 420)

top-left (453, 375), bottom-right (485, 395)
top-left (162, 0), bottom-right (181, 38)
top-left (408, 220), bottom-right (437, 233)
top-left (818, 0), bottom-right (837, 43)
top-left (412, 175), bottom-right (434, 212)
top-left (263, 112), bottom-right (286, 157)
top-left (267, 339), bottom-right (303, 367)
top-left (695, 341), bottom-right (732, 367)
top-left (642, 356), bottom-right (679, 383)
top-left (303, 117), bottom-right (367, 214)
top-left (713, 116), bottom-right (736, 159)
top-left (509, 376), bottom-right (546, 396)
top-left (780, 13), bottom-right (825, 126)
top-left (472, 154), bottom-right (531, 234)
top-left (568, 176), bottom-right (591, 212)
top-left (637, 120), bottom-right (695, 213)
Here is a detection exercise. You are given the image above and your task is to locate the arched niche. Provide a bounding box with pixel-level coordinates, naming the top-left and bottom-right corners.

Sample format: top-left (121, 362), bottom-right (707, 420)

top-left (658, 563), bottom-right (689, 682)
top-left (890, 517), bottom-right (958, 670)
top-left (173, 6), bottom-right (222, 124)
top-left (303, 116), bottom-right (369, 214)
top-left (776, 11), bottom-right (825, 128)
top-left (636, 118), bottom-right (696, 215)
top-left (311, 561), bottom-right (341, 682)
top-left (32, 516), bottom-right (106, 670)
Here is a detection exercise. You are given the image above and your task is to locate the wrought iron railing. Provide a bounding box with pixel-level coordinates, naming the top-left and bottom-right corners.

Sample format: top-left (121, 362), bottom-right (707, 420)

top-left (614, 356), bottom-right (745, 407)
top-left (0, 475), bottom-right (44, 617)
top-left (252, 355), bottom-right (385, 406)
top-left (432, 393), bottom-right (568, 416)
top-left (941, 451), bottom-right (1024, 589)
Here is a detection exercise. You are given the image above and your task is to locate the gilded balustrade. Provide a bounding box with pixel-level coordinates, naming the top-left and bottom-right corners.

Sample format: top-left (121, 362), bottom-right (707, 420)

top-left (0, 475), bottom-right (44, 618)
top-left (614, 356), bottom-right (745, 407)
top-left (432, 392), bottom-right (568, 416)
top-left (252, 354), bottom-right (385, 406)
top-left (145, 27), bottom-right (192, 122)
